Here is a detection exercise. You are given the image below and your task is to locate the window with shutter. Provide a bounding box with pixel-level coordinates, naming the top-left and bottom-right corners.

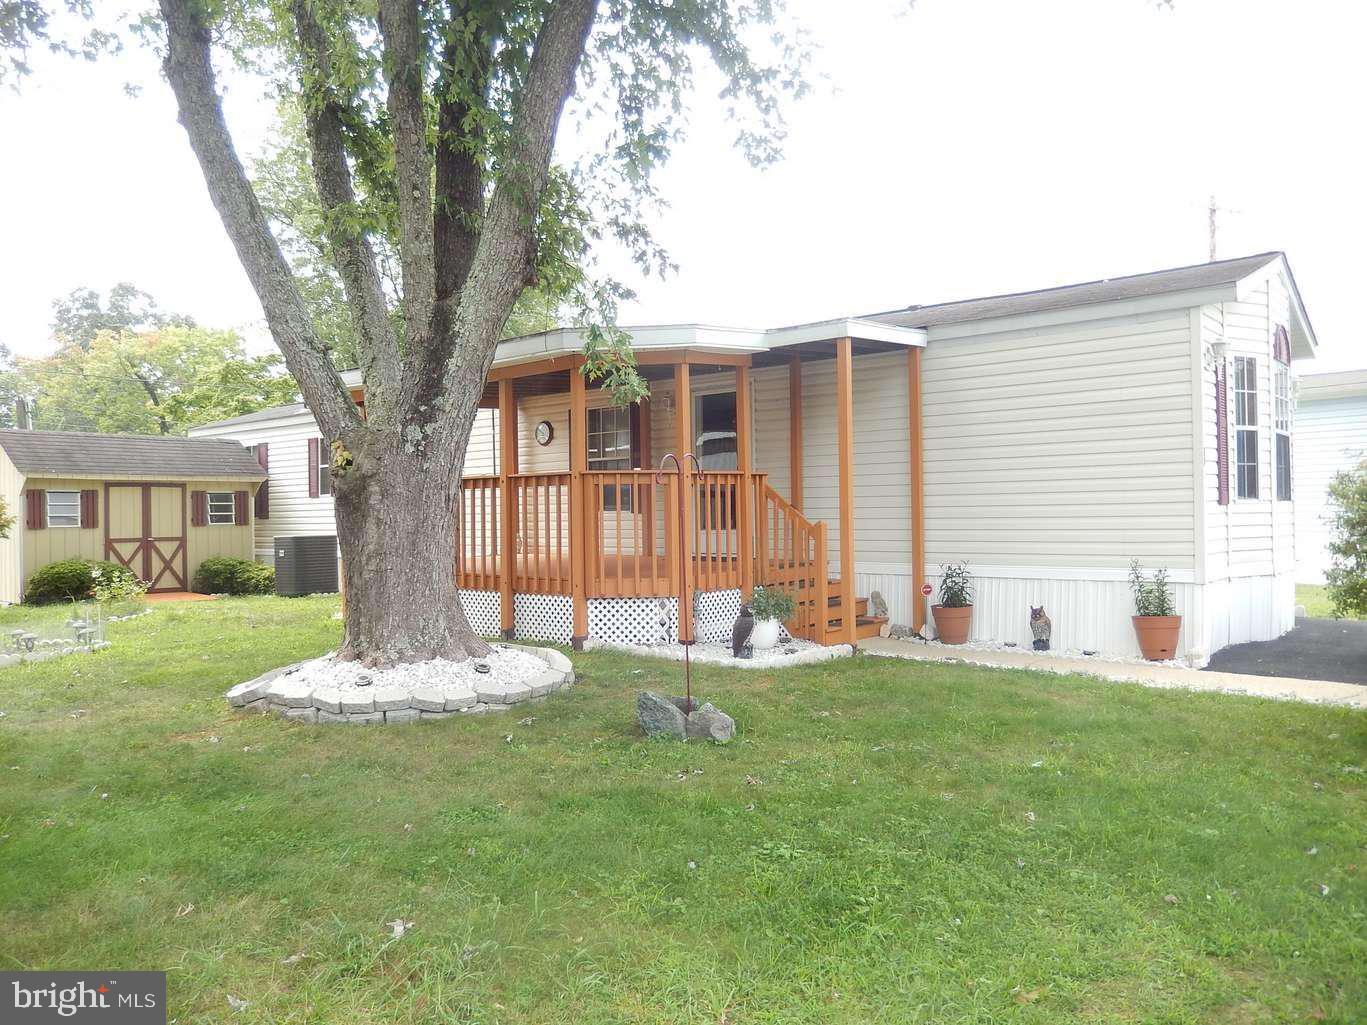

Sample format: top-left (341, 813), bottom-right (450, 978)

top-left (1232, 356), bottom-right (1259, 500)
top-left (25, 489), bottom-right (46, 529)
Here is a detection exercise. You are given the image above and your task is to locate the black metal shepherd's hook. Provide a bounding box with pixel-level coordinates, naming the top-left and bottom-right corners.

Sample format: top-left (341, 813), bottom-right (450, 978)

top-left (657, 452), bottom-right (700, 712)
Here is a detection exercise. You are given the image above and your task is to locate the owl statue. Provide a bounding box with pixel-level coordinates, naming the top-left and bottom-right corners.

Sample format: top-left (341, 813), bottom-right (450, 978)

top-left (1030, 606), bottom-right (1052, 651)
top-left (731, 603), bottom-right (755, 659)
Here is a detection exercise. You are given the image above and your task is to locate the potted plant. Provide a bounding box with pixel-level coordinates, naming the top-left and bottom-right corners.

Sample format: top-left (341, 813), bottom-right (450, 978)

top-left (1129, 559), bottom-right (1181, 660)
top-left (931, 563), bottom-right (974, 644)
top-left (748, 586), bottom-right (796, 650)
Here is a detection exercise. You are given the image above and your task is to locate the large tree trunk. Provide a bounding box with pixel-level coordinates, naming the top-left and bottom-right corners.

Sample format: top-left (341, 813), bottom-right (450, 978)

top-left (332, 428), bottom-right (491, 665)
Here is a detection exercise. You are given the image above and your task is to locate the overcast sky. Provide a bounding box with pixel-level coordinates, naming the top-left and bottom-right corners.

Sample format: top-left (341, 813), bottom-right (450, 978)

top-left (2, 0), bottom-right (1363, 371)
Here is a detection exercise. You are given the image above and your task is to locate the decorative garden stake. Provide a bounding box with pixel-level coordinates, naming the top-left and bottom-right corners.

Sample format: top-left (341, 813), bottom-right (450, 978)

top-left (1030, 606), bottom-right (1052, 651)
top-left (657, 452), bottom-right (701, 712)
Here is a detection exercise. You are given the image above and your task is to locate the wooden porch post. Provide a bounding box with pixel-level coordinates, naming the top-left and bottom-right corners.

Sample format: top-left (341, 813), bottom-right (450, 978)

top-left (674, 362), bottom-right (694, 642)
top-left (907, 347), bottom-right (927, 634)
top-left (735, 361), bottom-right (754, 600)
top-left (788, 353), bottom-right (803, 511)
top-left (569, 365), bottom-right (589, 648)
top-left (498, 378), bottom-right (518, 639)
top-left (835, 337), bottom-right (857, 646)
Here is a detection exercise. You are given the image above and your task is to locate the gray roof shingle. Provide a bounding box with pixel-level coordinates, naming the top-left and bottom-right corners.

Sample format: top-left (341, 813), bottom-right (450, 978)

top-left (0, 429), bottom-right (266, 480)
top-left (193, 401), bottom-right (310, 431)
top-left (870, 252), bottom-right (1283, 329)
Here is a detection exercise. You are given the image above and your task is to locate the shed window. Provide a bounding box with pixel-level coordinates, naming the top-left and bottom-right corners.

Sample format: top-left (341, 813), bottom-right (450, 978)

top-left (207, 492), bottom-right (236, 525)
top-left (1274, 367), bottom-right (1292, 502)
top-left (46, 490), bottom-right (80, 528)
top-left (1232, 356), bottom-right (1259, 500)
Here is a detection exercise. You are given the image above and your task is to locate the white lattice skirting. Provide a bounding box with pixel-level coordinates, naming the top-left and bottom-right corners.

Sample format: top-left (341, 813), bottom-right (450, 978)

top-left (588, 596), bottom-right (679, 647)
top-left (460, 587), bottom-right (781, 648)
top-left (459, 590), bottom-right (501, 638)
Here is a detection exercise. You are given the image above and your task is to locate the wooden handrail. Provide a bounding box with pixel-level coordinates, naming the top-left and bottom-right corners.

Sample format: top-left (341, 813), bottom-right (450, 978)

top-left (756, 482), bottom-right (826, 641)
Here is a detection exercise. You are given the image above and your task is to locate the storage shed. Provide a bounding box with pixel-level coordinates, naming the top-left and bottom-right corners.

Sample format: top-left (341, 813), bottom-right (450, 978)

top-left (0, 429), bottom-right (266, 602)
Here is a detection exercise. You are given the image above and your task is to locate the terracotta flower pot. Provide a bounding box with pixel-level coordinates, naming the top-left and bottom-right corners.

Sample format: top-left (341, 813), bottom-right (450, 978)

top-left (932, 604), bottom-right (973, 645)
top-left (1132, 615), bottom-right (1181, 661)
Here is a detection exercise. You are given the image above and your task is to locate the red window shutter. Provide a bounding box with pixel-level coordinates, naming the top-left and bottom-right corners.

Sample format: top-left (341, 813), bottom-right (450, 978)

top-left (1273, 325), bottom-right (1291, 365)
top-left (80, 489), bottom-right (98, 529)
top-left (254, 443), bottom-right (270, 519)
top-left (190, 490), bottom-right (207, 527)
top-left (25, 489), bottom-right (45, 530)
top-left (234, 490), bottom-right (249, 525)
top-left (307, 437), bottom-right (320, 498)
top-left (1215, 362), bottom-right (1230, 506)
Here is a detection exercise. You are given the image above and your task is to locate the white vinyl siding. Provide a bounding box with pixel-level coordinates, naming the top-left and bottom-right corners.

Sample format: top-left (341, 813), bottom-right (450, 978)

top-left (917, 309), bottom-right (1196, 570)
top-left (1293, 390), bottom-right (1367, 583)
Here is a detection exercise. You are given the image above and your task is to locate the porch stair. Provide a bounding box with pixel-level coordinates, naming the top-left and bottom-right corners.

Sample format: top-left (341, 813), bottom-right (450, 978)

top-left (822, 586), bottom-right (887, 644)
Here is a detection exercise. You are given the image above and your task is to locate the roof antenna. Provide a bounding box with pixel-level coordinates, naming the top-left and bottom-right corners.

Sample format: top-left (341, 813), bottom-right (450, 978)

top-left (1207, 194), bottom-right (1242, 262)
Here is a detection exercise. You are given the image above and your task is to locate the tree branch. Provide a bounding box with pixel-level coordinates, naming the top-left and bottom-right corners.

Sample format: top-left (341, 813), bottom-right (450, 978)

top-left (157, 0), bottom-right (360, 440)
top-left (434, 1), bottom-right (494, 303)
top-left (376, 0), bottom-right (435, 344)
top-left (431, 0), bottom-right (598, 441)
top-left (293, 0), bottom-right (401, 426)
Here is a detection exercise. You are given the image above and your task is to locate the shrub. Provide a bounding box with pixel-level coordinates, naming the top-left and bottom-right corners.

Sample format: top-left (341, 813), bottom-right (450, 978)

top-left (1325, 458), bottom-right (1367, 618)
top-left (26, 559), bottom-right (136, 604)
top-left (937, 563), bottom-right (973, 608)
top-left (192, 556), bottom-right (275, 596)
top-left (91, 564), bottom-right (149, 607)
top-left (749, 585), bottom-right (796, 622)
top-left (1129, 559), bottom-right (1176, 617)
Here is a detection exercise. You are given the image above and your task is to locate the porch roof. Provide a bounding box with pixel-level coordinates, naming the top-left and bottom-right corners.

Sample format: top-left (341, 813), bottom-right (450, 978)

top-left (488, 317), bottom-right (925, 376)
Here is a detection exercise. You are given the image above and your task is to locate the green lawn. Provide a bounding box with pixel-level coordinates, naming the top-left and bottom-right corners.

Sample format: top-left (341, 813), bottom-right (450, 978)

top-left (1297, 584), bottom-right (1366, 621)
top-left (1, 597), bottom-right (1363, 1024)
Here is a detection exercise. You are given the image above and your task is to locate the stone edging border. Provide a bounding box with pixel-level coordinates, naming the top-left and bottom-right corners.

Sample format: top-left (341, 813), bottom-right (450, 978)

top-left (225, 644), bottom-right (575, 724)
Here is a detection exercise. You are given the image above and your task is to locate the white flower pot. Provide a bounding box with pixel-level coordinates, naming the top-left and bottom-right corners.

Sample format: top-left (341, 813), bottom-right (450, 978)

top-left (750, 617), bottom-right (782, 651)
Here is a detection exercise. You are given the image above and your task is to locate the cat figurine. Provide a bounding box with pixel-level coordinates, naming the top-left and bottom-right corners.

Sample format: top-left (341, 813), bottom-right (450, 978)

top-left (1030, 605), bottom-right (1051, 651)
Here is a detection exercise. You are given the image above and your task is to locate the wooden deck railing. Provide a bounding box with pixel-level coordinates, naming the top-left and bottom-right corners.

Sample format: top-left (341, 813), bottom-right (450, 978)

top-left (509, 473), bottom-right (572, 594)
top-left (583, 470), bottom-right (670, 597)
top-left (691, 471), bottom-right (745, 593)
top-left (756, 481), bottom-right (827, 642)
top-left (457, 469), bottom-right (826, 632)
top-left (457, 476), bottom-right (500, 591)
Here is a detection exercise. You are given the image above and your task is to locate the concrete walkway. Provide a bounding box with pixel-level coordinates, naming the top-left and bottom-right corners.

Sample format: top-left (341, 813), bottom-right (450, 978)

top-left (861, 636), bottom-right (1367, 709)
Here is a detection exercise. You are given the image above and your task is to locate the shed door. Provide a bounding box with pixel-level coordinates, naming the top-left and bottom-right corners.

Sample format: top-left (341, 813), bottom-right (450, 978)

top-left (105, 484), bottom-right (188, 592)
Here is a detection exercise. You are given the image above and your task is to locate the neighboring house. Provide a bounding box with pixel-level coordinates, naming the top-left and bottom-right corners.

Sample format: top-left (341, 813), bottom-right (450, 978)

top-left (193, 251), bottom-right (1315, 662)
top-left (1292, 369), bottom-right (1367, 584)
top-left (0, 429), bottom-right (265, 601)
top-left (189, 369), bottom-right (499, 564)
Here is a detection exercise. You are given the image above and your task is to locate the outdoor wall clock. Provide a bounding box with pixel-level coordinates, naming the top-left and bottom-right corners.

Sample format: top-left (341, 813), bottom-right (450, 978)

top-left (535, 420), bottom-right (554, 446)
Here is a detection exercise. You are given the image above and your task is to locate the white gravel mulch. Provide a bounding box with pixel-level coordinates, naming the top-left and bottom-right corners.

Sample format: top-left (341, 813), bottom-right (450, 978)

top-left (904, 636), bottom-right (1196, 670)
top-left (284, 645), bottom-right (548, 694)
top-left (587, 638), bottom-right (853, 668)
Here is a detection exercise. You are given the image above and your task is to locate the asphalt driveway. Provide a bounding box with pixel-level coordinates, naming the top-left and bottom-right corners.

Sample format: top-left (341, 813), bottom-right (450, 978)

top-left (1204, 617), bottom-right (1367, 685)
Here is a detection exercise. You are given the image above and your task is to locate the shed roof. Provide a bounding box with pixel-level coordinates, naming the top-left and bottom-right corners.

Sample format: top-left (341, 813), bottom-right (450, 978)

top-left (870, 252), bottom-right (1286, 328)
top-left (0, 429), bottom-right (266, 481)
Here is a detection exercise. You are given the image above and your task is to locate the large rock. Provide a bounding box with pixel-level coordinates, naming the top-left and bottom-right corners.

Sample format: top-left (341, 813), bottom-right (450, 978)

top-left (637, 691), bottom-right (687, 739)
top-left (685, 702), bottom-right (735, 743)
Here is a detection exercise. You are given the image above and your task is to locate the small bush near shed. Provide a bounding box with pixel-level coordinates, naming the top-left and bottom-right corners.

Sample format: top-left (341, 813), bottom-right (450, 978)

top-left (193, 556), bottom-right (275, 596)
top-left (26, 559), bottom-right (137, 604)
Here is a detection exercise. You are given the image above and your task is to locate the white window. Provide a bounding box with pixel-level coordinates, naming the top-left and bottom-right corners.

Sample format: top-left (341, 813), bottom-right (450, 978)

top-left (1232, 356), bottom-right (1259, 500)
top-left (47, 490), bottom-right (80, 527)
top-left (1275, 367), bottom-right (1292, 502)
top-left (207, 492), bottom-right (236, 525)
top-left (316, 439), bottom-right (331, 496)
top-left (588, 406), bottom-right (633, 510)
